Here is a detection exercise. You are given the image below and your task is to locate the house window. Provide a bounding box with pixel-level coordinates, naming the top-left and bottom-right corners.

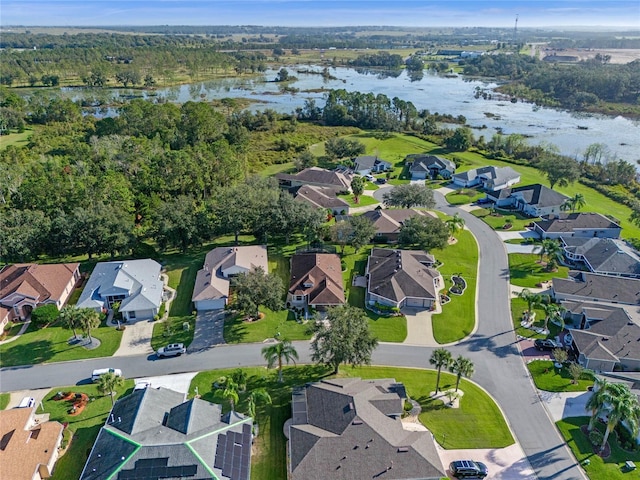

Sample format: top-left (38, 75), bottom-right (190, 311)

top-left (295, 296), bottom-right (304, 301)
top-left (129, 311), bottom-right (136, 319)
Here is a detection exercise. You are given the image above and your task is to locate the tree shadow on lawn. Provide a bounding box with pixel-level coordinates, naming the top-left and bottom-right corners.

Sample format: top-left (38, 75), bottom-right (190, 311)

top-left (223, 315), bottom-right (248, 344)
top-left (2, 339), bottom-right (55, 367)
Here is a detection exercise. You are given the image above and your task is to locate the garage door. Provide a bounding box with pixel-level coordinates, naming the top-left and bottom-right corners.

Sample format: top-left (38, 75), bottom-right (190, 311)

top-left (405, 297), bottom-right (429, 308)
top-left (195, 299), bottom-right (226, 311)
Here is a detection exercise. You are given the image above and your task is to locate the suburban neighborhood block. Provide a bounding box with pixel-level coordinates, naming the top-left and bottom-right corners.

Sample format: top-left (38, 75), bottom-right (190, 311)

top-left (192, 245), bottom-right (269, 311)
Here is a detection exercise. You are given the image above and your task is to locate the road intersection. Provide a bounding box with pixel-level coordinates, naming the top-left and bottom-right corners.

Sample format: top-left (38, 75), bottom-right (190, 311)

top-left (0, 190), bottom-right (587, 479)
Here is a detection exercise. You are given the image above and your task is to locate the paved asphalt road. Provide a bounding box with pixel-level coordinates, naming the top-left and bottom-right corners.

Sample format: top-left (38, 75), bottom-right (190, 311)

top-left (0, 190), bottom-right (586, 480)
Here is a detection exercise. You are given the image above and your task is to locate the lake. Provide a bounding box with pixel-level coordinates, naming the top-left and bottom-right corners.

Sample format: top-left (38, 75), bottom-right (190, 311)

top-left (63, 66), bottom-right (640, 164)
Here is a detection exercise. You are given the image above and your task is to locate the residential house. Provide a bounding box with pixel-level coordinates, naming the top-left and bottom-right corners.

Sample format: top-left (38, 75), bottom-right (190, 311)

top-left (80, 387), bottom-right (253, 480)
top-left (276, 167), bottom-right (353, 191)
top-left (0, 305), bottom-right (10, 331)
top-left (76, 259), bottom-right (163, 322)
top-left (561, 301), bottom-right (640, 372)
top-left (288, 377), bottom-right (444, 480)
top-left (291, 185), bottom-right (350, 215)
top-left (532, 212), bottom-right (622, 240)
top-left (366, 248), bottom-right (442, 309)
top-left (406, 154), bottom-right (456, 180)
top-left (360, 208), bottom-right (430, 242)
top-left (287, 253), bottom-right (345, 310)
top-left (552, 271), bottom-right (640, 306)
top-left (353, 155), bottom-right (392, 176)
top-left (0, 406), bottom-right (64, 480)
top-left (561, 237), bottom-right (640, 278)
top-left (0, 263), bottom-right (80, 322)
top-left (452, 165), bottom-right (520, 191)
top-left (192, 245), bottom-right (269, 311)
top-left (486, 183), bottom-right (569, 217)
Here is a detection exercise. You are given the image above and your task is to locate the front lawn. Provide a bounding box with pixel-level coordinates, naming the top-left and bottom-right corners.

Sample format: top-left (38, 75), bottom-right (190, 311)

top-left (338, 192), bottom-right (379, 208)
top-left (41, 381), bottom-right (134, 480)
top-left (0, 393), bottom-right (9, 410)
top-left (150, 315), bottom-right (196, 351)
top-left (0, 319), bottom-right (123, 367)
top-left (472, 207), bottom-right (534, 231)
top-left (445, 188), bottom-right (485, 205)
top-left (510, 298), bottom-right (561, 340)
top-left (527, 360), bottom-right (594, 392)
top-left (557, 416), bottom-right (640, 480)
top-left (431, 229), bottom-right (478, 343)
top-left (189, 365), bottom-right (514, 480)
top-left (224, 308), bottom-right (311, 343)
top-left (509, 253), bottom-right (569, 288)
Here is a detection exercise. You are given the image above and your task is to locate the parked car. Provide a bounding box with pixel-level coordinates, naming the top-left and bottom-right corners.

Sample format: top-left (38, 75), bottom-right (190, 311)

top-left (92, 368), bottom-right (123, 382)
top-left (157, 343), bottom-right (186, 358)
top-left (449, 460), bottom-right (488, 478)
top-left (364, 174), bottom-right (375, 182)
top-left (376, 177), bottom-right (387, 184)
top-left (17, 396), bottom-right (36, 408)
top-left (534, 339), bottom-right (561, 351)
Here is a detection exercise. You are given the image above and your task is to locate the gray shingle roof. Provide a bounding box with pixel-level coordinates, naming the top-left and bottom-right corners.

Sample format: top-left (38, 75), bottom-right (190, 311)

top-left (507, 184), bottom-right (569, 208)
top-left (76, 259), bottom-right (163, 313)
top-left (367, 248), bottom-right (439, 305)
top-left (407, 154), bottom-right (455, 174)
top-left (553, 271), bottom-right (640, 305)
top-left (289, 378), bottom-right (443, 480)
top-left (561, 237), bottom-right (640, 277)
top-left (535, 212), bottom-right (621, 234)
top-left (453, 165), bottom-right (520, 187)
top-left (276, 167), bottom-right (352, 189)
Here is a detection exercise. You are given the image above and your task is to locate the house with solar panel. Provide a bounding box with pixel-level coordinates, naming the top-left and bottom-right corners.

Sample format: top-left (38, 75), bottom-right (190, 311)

top-left (80, 387), bottom-right (252, 480)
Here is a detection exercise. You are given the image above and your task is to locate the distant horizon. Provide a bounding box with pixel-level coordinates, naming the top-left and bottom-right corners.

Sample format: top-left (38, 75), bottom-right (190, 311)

top-left (2, 1), bottom-right (639, 29)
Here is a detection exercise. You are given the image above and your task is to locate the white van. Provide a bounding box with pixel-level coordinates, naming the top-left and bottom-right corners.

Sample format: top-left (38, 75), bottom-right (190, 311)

top-left (18, 396), bottom-right (36, 408)
top-left (91, 368), bottom-right (123, 383)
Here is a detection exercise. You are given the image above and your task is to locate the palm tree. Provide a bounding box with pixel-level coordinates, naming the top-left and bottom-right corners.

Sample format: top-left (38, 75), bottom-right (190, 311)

top-left (445, 213), bottom-right (465, 239)
top-left (429, 348), bottom-right (452, 393)
top-left (246, 388), bottom-right (272, 420)
top-left (516, 288), bottom-right (543, 322)
top-left (585, 377), bottom-right (612, 431)
top-left (230, 368), bottom-right (248, 392)
top-left (97, 372), bottom-right (124, 407)
top-left (262, 339), bottom-right (299, 383)
top-left (351, 176), bottom-right (365, 204)
top-left (600, 386), bottom-right (640, 452)
top-left (78, 308), bottom-right (101, 343)
top-left (449, 356), bottom-right (475, 392)
top-left (541, 302), bottom-right (566, 331)
top-left (59, 305), bottom-right (81, 340)
top-left (570, 193), bottom-right (586, 212)
top-left (218, 377), bottom-right (240, 412)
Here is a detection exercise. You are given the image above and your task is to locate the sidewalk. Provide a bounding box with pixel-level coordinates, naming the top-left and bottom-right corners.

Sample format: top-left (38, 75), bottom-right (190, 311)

top-left (0, 320), bottom-right (31, 345)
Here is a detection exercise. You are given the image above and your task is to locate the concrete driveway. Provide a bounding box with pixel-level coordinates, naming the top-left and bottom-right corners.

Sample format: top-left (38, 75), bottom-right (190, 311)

top-left (401, 307), bottom-right (437, 346)
top-left (133, 372), bottom-right (197, 395)
top-left (189, 310), bottom-right (226, 352)
top-left (113, 320), bottom-right (155, 356)
top-left (438, 444), bottom-right (536, 480)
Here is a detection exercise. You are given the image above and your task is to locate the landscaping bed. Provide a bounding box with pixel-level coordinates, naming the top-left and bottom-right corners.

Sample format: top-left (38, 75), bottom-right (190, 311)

top-left (527, 360), bottom-right (594, 392)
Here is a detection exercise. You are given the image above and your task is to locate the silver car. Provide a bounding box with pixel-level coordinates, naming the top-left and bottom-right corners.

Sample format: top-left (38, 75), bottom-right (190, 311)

top-left (157, 343), bottom-right (186, 358)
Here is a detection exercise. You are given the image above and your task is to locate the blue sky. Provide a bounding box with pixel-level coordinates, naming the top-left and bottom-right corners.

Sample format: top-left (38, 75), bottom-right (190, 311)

top-left (2, 1), bottom-right (638, 27)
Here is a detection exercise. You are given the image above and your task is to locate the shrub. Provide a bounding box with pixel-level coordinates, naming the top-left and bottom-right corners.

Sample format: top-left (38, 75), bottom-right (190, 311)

top-left (31, 304), bottom-right (60, 327)
top-left (589, 429), bottom-right (604, 447)
top-left (340, 260), bottom-right (347, 271)
top-left (158, 302), bottom-right (166, 318)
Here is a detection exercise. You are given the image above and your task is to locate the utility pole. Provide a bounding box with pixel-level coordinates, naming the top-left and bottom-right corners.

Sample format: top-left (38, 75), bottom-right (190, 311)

top-left (513, 14), bottom-right (519, 47)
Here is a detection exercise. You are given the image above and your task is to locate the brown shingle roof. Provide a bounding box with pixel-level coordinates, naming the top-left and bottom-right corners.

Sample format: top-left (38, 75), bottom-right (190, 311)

top-left (289, 253), bottom-right (345, 306)
top-left (0, 407), bottom-right (64, 480)
top-left (292, 185), bottom-right (349, 210)
top-left (0, 263), bottom-right (79, 306)
top-left (360, 209), bottom-right (430, 236)
top-left (535, 212), bottom-right (621, 234)
top-left (277, 167), bottom-right (352, 190)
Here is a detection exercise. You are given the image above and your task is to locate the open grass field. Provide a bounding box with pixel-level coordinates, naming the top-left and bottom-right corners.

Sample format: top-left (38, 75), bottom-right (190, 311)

top-left (41, 381), bottom-right (134, 480)
top-left (557, 416), bottom-right (640, 480)
top-left (527, 360), bottom-right (594, 392)
top-left (0, 128), bottom-right (33, 150)
top-left (508, 253), bottom-right (569, 288)
top-left (190, 364), bottom-right (513, 480)
top-left (431, 228), bottom-right (478, 343)
top-left (0, 319), bottom-right (123, 368)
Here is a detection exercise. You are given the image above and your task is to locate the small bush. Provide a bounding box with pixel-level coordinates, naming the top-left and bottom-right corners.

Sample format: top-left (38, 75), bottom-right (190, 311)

top-left (588, 429), bottom-right (604, 447)
top-left (158, 302), bottom-right (166, 318)
top-left (31, 304), bottom-right (60, 327)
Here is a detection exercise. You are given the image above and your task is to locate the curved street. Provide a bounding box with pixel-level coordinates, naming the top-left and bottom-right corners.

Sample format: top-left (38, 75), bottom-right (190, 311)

top-left (0, 190), bottom-right (586, 479)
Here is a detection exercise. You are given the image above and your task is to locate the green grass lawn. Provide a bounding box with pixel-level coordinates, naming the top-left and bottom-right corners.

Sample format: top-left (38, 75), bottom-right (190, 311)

top-left (509, 253), bottom-right (569, 288)
top-left (0, 393), bottom-right (9, 410)
top-left (510, 298), bottom-right (562, 340)
top-left (557, 416), bottom-right (640, 480)
top-left (445, 187), bottom-right (485, 205)
top-left (151, 315), bottom-right (196, 351)
top-left (0, 319), bottom-right (123, 367)
top-left (0, 127), bottom-right (33, 150)
top-left (527, 360), bottom-right (595, 392)
top-left (224, 308), bottom-right (310, 343)
top-left (66, 286), bottom-right (83, 306)
top-left (190, 365), bottom-right (513, 480)
top-left (431, 229), bottom-right (478, 343)
top-left (338, 192), bottom-right (380, 208)
top-left (471, 207), bottom-right (534, 231)
top-left (1, 321), bottom-right (24, 341)
top-left (40, 381), bottom-right (134, 480)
